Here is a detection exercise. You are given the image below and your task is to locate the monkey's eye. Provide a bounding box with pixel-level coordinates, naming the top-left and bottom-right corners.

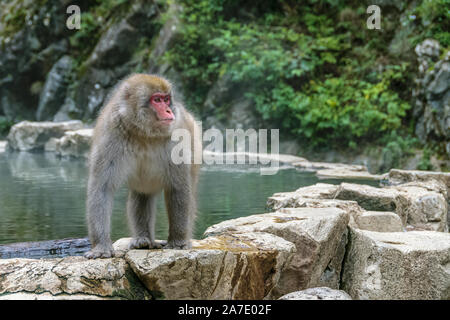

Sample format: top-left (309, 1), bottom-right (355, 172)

top-left (164, 96), bottom-right (170, 103)
top-left (155, 97), bottom-right (161, 103)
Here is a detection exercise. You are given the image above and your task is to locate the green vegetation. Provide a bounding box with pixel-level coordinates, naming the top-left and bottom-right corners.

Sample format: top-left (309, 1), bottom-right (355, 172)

top-left (164, 0), bottom-right (449, 153)
top-left (69, 0), bottom-right (131, 63)
top-left (0, 116), bottom-right (14, 138)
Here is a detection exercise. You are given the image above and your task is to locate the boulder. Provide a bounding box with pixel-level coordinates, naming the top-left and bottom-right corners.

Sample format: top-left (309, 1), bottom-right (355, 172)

top-left (292, 160), bottom-right (367, 172)
top-left (354, 211), bottom-right (403, 232)
top-left (335, 183), bottom-right (400, 213)
top-left (44, 137), bottom-right (59, 152)
top-left (335, 183), bottom-right (448, 231)
top-left (0, 256), bottom-right (151, 300)
top-left (124, 232), bottom-right (295, 300)
top-left (36, 56), bottom-right (75, 121)
top-left (341, 229), bottom-right (450, 300)
top-left (278, 287), bottom-right (352, 300)
top-left (316, 168), bottom-right (385, 181)
top-left (6, 120), bottom-right (84, 151)
top-left (413, 40), bottom-right (449, 155)
top-left (202, 151), bottom-right (306, 166)
top-left (386, 169), bottom-right (450, 191)
top-left (204, 208), bottom-right (349, 297)
top-left (393, 184), bottom-right (448, 232)
top-left (267, 183), bottom-right (339, 210)
top-left (55, 128), bottom-right (93, 158)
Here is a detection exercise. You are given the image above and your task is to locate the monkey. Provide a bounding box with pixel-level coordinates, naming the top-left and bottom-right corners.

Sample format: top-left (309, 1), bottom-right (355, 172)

top-left (84, 74), bottom-right (201, 259)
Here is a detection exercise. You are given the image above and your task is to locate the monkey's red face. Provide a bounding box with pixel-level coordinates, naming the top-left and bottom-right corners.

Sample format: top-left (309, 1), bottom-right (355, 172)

top-left (150, 93), bottom-right (174, 124)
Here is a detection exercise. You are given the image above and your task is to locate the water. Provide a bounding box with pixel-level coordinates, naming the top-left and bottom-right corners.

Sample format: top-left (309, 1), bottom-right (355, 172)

top-left (0, 151), bottom-right (374, 245)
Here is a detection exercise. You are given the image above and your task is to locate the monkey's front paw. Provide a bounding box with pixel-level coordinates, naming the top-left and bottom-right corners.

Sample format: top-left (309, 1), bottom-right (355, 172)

top-left (164, 239), bottom-right (192, 250)
top-left (129, 237), bottom-right (162, 250)
top-left (84, 246), bottom-right (115, 259)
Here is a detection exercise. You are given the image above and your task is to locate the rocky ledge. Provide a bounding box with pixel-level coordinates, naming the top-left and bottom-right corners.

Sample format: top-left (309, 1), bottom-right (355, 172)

top-left (1, 179), bottom-right (449, 300)
top-left (1, 120), bottom-right (449, 300)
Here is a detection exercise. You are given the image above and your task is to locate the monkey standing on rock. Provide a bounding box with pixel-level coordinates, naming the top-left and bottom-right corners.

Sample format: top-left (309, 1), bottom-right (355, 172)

top-left (84, 74), bottom-right (201, 259)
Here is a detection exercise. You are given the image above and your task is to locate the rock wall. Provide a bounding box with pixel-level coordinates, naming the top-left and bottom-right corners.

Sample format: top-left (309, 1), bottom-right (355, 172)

top-left (413, 39), bottom-right (450, 155)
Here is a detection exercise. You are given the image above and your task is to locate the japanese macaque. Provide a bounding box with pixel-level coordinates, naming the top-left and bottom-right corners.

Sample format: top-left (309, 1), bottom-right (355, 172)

top-left (84, 74), bottom-right (201, 259)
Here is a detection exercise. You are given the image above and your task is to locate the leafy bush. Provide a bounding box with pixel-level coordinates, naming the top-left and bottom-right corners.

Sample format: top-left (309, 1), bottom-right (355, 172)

top-left (165, 0), bottom-right (445, 150)
top-left (0, 116), bottom-right (14, 137)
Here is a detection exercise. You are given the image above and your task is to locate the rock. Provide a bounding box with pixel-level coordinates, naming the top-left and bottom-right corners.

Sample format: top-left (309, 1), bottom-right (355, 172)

top-left (335, 183), bottom-right (448, 231)
top-left (292, 160), bottom-right (367, 172)
top-left (203, 75), bottom-right (261, 130)
top-left (36, 56), bottom-right (75, 121)
top-left (341, 229), bottom-right (450, 300)
top-left (0, 292), bottom-right (112, 300)
top-left (204, 207), bottom-right (349, 297)
top-left (148, 2), bottom-right (181, 74)
top-left (385, 169), bottom-right (450, 191)
top-left (124, 232), bottom-right (295, 300)
top-left (0, 238), bottom-right (90, 259)
top-left (278, 287), bottom-right (352, 300)
top-left (0, 1), bottom-right (70, 121)
top-left (276, 198), bottom-right (363, 229)
top-left (267, 183), bottom-right (339, 210)
top-left (202, 151), bottom-right (307, 166)
top-left (0, 256), bottom-right (151, 300)
top-left (354, 211), bottom-right (403, 232)
top-left (0, 140), bottom-right (6, 152)
top-left (335, 183), bottom-right (400, 214)
top-left (413, 39), bottom-right (449, 156)
top-left (316, 168), bottom-right (385, 181)
top-left (393, 184), bottom-right (448, 232)
top-left (53, 97), bottom-right (81, 122)
top-left (6, 120), bottom-right (84, 151)
top-left (55, 128), bottom-right (93, 158)
top-left (44, 137), bottom-right (59, 152)
top-left (87, 20), bottom-right (139, 69)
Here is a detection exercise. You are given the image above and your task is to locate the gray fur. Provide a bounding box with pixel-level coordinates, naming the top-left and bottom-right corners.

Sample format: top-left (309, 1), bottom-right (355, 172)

top-left (84, 74), bottom-right (201, 259)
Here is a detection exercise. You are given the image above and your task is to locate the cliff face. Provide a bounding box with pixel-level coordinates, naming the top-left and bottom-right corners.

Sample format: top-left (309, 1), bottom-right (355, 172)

top-left (0, 0), bottom-right (170, 122)
top-left (0, 1), bottom-right (448, 161)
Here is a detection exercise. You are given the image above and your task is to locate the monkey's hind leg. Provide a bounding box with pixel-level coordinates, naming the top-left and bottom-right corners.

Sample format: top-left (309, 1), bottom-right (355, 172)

top-left (84, 178), bottom-right (117, 259)
top-left (164, 187), bottom-right (195, 249)
top-left (127, 191), bottom-right (162, 249)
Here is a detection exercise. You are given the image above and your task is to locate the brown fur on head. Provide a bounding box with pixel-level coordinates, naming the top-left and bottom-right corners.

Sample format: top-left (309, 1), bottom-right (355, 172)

top-left (113, 73), bottom-right (179, 138)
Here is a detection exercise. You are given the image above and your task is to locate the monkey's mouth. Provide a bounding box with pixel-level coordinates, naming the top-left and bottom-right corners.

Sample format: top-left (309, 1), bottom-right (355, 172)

top-left (158, 118), bottom-right (174, 124)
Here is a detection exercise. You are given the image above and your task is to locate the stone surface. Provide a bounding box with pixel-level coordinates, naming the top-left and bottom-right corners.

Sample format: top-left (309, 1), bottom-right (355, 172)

top-left (393, 184), bottom-right (448, 232)
top-left (203, 151), bottom-right (307, 165)
top-left (413, 39), bottom-right (449, 155)
top-left (267, 183), bottom-right (339, 210)
top-left (355, 211), bottom-right (403, 232)
top-left (44, 137), bottom-right (59, 152)
top-left (0, 256), bottom-right (151, 300)
top-left (55, 128), bottom-right (93, 158)
top-left (0, 140), bottom-right (6, 152)
top-left (292, 160), bottom-right (367, 172)
top-left (278, 287), bottom-right (352, 300)
top-left (335, 183), bottom-right (400, 214)
top-left (6, 120), bottom-right (84, 151)
top-left (36, 56), bottom-right (75, 121)
top-left (386, 169), bottom-right (450, 191)
top-left (341, 229), bottom-right (450, 300)
top-left (316, 168), bottom-right (385, 181)
top-left (124, 232), bottom-right (295, 300)
top-left (204, 208), bottom-right (349, 297)
top-left (335, 183), bottom-right (448, 231)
